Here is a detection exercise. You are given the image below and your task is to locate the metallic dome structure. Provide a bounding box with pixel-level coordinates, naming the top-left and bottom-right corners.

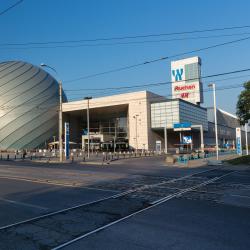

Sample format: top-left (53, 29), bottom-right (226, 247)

top-left (0, 61), bottom-right (64, 150)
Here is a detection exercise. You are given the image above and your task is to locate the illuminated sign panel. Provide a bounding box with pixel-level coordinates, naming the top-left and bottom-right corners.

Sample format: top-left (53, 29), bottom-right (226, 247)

top-left (171, 57), bottom-right (203, 104)
top-left (236, 127), bottom-right (242, 155)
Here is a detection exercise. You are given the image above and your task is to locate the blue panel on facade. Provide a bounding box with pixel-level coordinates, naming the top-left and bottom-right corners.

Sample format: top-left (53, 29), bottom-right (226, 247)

top-left (173, 122), bottom-right (192, 129)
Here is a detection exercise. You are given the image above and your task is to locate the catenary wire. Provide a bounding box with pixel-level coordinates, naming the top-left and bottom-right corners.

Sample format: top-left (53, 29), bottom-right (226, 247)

top-left (0, 83), bottom-right (244, 110)
top-left (64, 36), bottom-right (250, 83)
top-left (0, 0), bottom-right (24, 16)
top-left (1, 24), bottom-right (250, 46)
top-left (2, 32), bottom-right (250, 50)
top-left (64, 68), bottom-right (250, 92)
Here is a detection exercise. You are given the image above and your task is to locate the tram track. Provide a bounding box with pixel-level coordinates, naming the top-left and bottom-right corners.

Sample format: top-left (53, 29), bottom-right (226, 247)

top-left (0, 166), bottom-right (238, 250)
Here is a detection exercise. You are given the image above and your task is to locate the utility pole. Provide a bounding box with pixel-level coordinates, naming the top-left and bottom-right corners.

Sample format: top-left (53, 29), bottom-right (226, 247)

top-left (114, 119), bottom-right (117, 153)
top-left (84, 97), bottom-right (92, 158)
top-left (245, 123), bottom-right (249, 155)
top-left (59, 81), bottom-right (63, 162)
top-left (208, 83), bottom-right (219, 160)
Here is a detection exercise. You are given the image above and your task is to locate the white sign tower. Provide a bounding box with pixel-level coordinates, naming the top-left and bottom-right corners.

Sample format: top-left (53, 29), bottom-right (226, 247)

top-left (171, 56), bottom-right (203, 105)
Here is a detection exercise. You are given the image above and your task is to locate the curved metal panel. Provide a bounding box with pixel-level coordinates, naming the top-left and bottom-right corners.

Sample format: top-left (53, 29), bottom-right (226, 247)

top-left (0, 61), bottom-right (64, 150)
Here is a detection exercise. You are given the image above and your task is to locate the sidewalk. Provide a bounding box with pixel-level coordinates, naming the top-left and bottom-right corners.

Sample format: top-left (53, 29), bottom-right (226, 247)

top-left (168, 154), bottom-right (240, 168)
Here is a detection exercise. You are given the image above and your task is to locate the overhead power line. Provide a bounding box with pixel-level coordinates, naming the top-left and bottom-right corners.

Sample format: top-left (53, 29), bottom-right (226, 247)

top-left (64, 36), bottom-right (250, 83)
top-left (1, 24), bottom-right (250, 46)
top-left (1, 32), bottom-right (250, 49)
top-left (66, 74), bottom-right (250, 97)
top-left (60, 83), bottom-right (245, 107)
top-left (0, 0), bottom-right (24, 16)
top-left (0, 83), bottom-right (244, 110)
top-left (65, 68), bottom-right (250, 92)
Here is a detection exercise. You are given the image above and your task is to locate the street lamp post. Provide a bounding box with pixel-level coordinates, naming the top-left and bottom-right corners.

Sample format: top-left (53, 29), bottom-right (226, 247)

top-left (84, 97), bottom-right (92, 159)
top-left (208, 83), bottom-right (219, 160)
top-left (245, 123), bottom-right (249, 155)
top-left (114, 118), bottom-right (119, 153)
top-left (40, 63), bottom-right (63, 162)
top-left (164, 118), bottom-right (168, 154)
top-left (133, 114), bottom-right (139, 153)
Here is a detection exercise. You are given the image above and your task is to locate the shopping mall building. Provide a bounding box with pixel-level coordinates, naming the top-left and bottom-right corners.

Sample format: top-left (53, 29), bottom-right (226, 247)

top-left (0, 57), bottom-right (249, 151)
top-left (62, 57), bottom-right (249, 152)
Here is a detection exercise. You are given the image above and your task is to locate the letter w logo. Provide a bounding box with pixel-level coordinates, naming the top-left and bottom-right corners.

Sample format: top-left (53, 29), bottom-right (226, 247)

top-left (172, 68), bottom-right (183, 81)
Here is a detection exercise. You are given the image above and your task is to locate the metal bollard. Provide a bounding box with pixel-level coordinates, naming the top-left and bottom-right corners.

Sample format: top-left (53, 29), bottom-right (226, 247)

top-left (102, 152), bottom-right (105, 165)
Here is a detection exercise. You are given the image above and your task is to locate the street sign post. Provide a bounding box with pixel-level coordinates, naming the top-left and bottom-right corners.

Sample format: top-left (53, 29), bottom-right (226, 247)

top-left (236, 127), bottom-right (242, 155)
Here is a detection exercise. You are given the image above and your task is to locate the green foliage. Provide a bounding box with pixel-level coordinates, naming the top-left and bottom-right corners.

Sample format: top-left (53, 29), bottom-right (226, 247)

top-left (226, 155), bottom-right (250, 165)
top-left (236, 81), bottom-right (250, 125)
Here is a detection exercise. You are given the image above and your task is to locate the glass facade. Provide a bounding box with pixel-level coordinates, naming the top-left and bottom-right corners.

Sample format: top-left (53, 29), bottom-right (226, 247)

top-left (151, 99), bottom-right (208, 130)
top-left (82, 116), bottom-right (129, 151)
top-left (151, 100), bottom-right (180, 128)
top-left (179, 101), bottom-right (208, 130)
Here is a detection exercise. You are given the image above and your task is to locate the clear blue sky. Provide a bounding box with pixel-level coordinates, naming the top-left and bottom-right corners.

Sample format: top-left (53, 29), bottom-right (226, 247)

top-left (1, 0), bottom-right (250, 114)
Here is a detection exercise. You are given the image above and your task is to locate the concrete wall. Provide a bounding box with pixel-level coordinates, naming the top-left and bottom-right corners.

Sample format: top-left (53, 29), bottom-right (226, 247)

top-left (63, 91), bottom-right (165, 151)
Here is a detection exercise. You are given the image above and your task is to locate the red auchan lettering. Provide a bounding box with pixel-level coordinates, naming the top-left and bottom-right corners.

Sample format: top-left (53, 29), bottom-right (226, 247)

top-left (174, 84), bottom-right (195, 91)
top-left (180, 93), bottom-right (189, 98)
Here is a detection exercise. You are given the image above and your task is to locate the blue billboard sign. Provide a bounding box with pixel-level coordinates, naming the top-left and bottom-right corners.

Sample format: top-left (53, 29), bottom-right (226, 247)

top-left (65, 122), bottom-right (70, 159)
top-left (235, 127), bottom-right (242, 155)
top-left (183, 135), bottom-right (192, 144)
top-left (173, 122), bottom-right (192, 129)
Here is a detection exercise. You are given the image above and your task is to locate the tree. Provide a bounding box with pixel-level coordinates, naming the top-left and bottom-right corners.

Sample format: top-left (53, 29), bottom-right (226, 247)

top-left (236, 81), bottom-right (250, 125)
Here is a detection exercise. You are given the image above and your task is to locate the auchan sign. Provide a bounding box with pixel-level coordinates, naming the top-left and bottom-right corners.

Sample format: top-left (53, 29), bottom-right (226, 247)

top-left (174, 84), bottom-right (195, 91)
top-left (171, 57), bottom-right (203, 105)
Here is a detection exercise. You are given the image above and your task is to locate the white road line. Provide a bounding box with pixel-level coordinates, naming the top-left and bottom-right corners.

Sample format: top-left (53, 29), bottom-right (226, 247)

top-left (0, 166), bottom-right (221, 232)
top-left (52, 170), bottom-right (236, 250)
top-left (230, 194), bottom-right (250, 199)
top-left (0, 198), bottom-right (48, 210)
top-left (113, 166), bottom-right (223, 198)
top-left (150, 171), bottom-right (235, 205)
top-left (0, 192), bottom-right (125, 231)
top-left (0, 175), bottom-right (81, 187)
top-left (0, 175), bottom-right (120, 193)
top-left (76, 186), bottom-right (119, 193)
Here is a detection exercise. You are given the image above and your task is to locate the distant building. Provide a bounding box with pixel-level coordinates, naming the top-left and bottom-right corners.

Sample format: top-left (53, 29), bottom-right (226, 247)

top-left (205, 108), bottom-right (248, 148)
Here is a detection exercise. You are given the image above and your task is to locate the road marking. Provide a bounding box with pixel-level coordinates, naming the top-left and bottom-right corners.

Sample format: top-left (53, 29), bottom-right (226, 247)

top-left (0, 191), bottom-right (126, 231)
top-left (52, 170), bottom-right (236, 250)
top-left (77, 186), bottom-right (119, 193)
top-left (0, 198), bottom-right (48, 210)
top-left (0, 175), bottom-right (81, 187)
top-left (0, 166), bottom-right (222, 232)
top-left (0, 175), bottom-right (120, 193)
top-left (230, 194), bottom-right (250, 199)
top-left (150, 171), bottom-right (235, 205)
top-left (112, 166), bottom-right (223, 198)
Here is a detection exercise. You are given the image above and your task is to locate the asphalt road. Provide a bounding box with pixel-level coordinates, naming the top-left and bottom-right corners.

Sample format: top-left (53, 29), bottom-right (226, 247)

top-left (0, 157), bottom-right (249, 249)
